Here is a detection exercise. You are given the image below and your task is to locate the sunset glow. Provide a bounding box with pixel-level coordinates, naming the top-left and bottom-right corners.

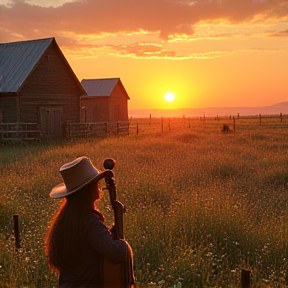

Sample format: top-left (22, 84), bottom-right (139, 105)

top-left (1, 0), bottom-right (287, 112)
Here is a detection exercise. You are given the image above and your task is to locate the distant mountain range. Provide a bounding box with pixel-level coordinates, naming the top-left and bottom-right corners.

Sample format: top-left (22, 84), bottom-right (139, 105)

top-left (129, 102), bottom-right (288, 118)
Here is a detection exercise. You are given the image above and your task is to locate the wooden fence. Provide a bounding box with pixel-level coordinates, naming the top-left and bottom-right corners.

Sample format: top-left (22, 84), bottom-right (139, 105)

top-left (66, 122), bottom-right (108, 139)
top-left (0, 122), bottom-right (129, 141)
top-left (0, 113), bottom-right (287, 141)
top-left (116, 122), bottom-right (130, 135)
top-left (0, 123), bottom-right (40, 141)
top-left (66, 122), bottom-right (129, 139)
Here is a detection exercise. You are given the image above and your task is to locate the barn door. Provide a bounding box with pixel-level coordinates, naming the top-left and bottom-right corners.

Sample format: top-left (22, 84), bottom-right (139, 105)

top-left (40, 107), bottom-right (62, 138)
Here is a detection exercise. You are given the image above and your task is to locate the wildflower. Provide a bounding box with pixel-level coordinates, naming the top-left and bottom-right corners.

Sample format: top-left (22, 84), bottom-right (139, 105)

top-left (138, 202), bottom-right (146, 208)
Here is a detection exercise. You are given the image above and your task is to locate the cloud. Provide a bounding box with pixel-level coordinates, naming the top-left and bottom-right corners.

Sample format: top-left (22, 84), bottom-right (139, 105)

top-left (61, 39), bottom-right (287, 60)
top-left (0, 0), bottom-right (287, 58)
top-left (267, 28), bottom-right (288, 37)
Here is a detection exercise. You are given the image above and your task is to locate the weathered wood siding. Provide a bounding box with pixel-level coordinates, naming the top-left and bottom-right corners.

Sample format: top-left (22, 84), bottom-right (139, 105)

top-left (81, 97), bottom-right (109, 123)
top-left (109, 82), bottom-right (129, 122)
top-left (19, 42), bottom-right (81, 125)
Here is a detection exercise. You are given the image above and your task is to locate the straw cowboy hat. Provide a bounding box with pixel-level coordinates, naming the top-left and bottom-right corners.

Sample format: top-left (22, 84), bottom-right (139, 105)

top-left (50, 156), bottom-right (109, 199)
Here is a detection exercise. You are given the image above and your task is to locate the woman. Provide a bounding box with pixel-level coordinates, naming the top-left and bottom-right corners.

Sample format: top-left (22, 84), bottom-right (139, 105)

top-left (45, 156), bottom-right (130, 288)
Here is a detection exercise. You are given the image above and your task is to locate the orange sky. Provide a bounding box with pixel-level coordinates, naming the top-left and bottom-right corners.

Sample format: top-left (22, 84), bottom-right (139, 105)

top-left (0, 0), bottom-right (287, 110)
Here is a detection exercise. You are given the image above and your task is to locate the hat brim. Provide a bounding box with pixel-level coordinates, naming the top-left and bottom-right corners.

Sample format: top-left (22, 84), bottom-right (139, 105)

top-left (50, 170), bottom-right (112, 199)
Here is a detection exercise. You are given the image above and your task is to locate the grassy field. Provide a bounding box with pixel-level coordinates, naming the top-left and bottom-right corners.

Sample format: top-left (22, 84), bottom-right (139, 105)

top-left (1, 118), bottom-right (288, 287)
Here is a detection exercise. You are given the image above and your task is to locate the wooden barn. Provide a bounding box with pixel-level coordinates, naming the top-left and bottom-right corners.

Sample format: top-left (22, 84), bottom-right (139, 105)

top-left (80, 78), bottom-right (130, 123)
top-left (0, 37), bottom-right (86, 140)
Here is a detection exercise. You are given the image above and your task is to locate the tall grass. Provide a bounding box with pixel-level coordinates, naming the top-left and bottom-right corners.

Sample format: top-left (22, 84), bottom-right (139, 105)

top-left (1, 121), bottom-right (288, 287)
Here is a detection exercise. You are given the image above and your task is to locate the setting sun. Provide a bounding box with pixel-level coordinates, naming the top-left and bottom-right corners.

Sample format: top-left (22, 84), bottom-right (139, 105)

top-left (164, 92), bottom-right (175, 102)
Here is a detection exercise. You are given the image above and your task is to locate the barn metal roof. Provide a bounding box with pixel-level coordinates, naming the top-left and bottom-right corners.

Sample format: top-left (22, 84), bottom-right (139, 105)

top-left (0, 37), bottom-right (54, 93)
top-left (81, 78), bottom-right (121, 97)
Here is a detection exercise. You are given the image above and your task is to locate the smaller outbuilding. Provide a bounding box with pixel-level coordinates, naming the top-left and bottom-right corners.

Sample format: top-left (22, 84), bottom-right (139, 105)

top-left (80, 78), bottom-right (130, 123)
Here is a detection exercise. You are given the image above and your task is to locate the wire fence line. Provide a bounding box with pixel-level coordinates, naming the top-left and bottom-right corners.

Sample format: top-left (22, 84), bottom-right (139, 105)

top-left (129, 113), bottom-right (288, 134)
top-left (0, 113), bottom-right (287, 141)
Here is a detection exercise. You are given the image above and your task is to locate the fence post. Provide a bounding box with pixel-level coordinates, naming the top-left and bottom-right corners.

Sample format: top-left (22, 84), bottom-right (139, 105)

top-left (168, 118), bottom-right (171, 131)
top-left (280, 112), bottom-right (283, 123)
top-left (161, 117), bottom-right (164, 132)
top-left (117, 122), bottom-right (119, 134)
top-left (13, 214), bottom-right (21, 250)
top-left (233, 116), bottom-right (236, 132)
top-left (136, 124), bottom-right (139, 135)
top-left (241, 268), bottom-right (251, 288)
top-left (259, 114), bottom-right (262, 125)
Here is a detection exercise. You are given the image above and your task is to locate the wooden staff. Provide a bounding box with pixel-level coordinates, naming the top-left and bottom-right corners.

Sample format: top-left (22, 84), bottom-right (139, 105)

top-left (103, 158), bottom-right (135, 288)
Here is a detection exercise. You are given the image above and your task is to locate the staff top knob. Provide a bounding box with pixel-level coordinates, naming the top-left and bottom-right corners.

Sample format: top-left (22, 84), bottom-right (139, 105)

top-left (103, 158), bottom-right (115, 170)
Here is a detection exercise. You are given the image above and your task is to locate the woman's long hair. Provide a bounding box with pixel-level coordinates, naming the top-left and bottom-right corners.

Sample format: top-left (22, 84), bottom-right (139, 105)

top-left (45, 181), bottom-right (103, 274)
